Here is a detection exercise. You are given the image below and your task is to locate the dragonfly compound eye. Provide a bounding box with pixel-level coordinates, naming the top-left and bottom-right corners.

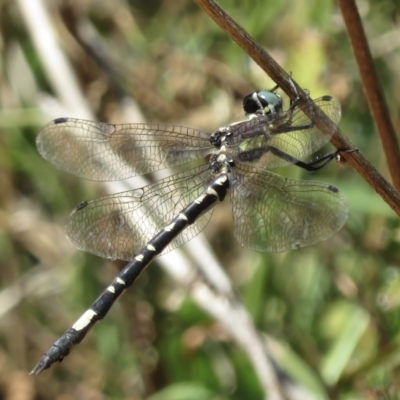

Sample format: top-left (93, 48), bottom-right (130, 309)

top-left (243, 91), bottom-right (283, 115)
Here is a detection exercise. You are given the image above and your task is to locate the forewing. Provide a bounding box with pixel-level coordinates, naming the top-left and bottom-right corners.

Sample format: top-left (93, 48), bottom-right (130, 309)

top-left (232, 96), bottom-right (341, 169)
top-left (65, 165), bottom-right (213, 260)
top-left (230, 163), bottom-right (348, 252)
top-left (37, 118), bottom-right (212, 181)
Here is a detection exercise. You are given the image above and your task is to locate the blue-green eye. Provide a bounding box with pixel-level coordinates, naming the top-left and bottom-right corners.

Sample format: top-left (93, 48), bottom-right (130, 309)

top-left (243, 91), bottom-right (283, 114)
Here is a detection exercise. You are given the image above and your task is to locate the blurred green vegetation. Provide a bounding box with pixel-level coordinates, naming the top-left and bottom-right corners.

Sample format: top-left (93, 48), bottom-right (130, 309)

top-left (1, 0), bottom-right (400, 399)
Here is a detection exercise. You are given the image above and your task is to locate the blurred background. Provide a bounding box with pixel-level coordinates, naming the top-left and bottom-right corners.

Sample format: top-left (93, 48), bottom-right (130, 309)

top-left (1, 0), bottom-right (400, 399)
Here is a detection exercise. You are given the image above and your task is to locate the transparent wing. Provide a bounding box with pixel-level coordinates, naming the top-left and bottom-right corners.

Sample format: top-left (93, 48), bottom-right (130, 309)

top-left (37, 118), bottom-right (213, 181)
top-left (230, 163), bottom-right (348, 252)
top-left (230, 96), bottom-right (341, 169)
top-left (65, 164), bottom-right (213, 260)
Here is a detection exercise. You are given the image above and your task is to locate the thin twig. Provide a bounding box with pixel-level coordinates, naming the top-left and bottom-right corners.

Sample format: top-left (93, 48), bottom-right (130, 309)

top-left (194, 0), bottom-right (400, 217)
top-left (338, 0), bottom-right (400, 191)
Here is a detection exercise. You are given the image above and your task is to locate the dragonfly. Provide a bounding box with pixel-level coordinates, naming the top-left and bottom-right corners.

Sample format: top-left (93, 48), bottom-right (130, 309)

top-left (31, 82), bottom-right (350, 374)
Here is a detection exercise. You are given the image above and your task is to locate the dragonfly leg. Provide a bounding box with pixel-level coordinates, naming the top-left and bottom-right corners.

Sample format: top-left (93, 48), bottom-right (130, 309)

top-left (294, 148), bottom-right (358, 171)
top-left (267, 146), bottom-right (357, 172)
top-left (287, 75), bottom-right (301, 113)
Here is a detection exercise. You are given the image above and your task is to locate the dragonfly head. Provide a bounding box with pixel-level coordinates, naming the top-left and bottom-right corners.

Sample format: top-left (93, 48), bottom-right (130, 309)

top-left (243, 91), bottom-right (283, 116)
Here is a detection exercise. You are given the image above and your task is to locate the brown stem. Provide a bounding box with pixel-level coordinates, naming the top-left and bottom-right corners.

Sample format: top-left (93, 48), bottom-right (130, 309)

top-left (194, 0), bottom-right (400, 217)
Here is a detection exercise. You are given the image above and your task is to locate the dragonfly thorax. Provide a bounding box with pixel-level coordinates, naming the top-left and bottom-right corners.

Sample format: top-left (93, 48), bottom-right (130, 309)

top-left (209, 125), bottom-right (233, 148)
top-left (209, 151), bottom-right (231, 175)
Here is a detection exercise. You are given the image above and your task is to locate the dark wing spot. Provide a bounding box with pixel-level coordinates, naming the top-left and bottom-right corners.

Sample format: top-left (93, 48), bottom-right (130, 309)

top-left (321, 95), bottom-right (333, 102)
top-left (54, 117), bottom-right (68, 124)
top-left (76, 201), bottom-right (89, 211)
top-left (328, 185), bottom-right (339, 193)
